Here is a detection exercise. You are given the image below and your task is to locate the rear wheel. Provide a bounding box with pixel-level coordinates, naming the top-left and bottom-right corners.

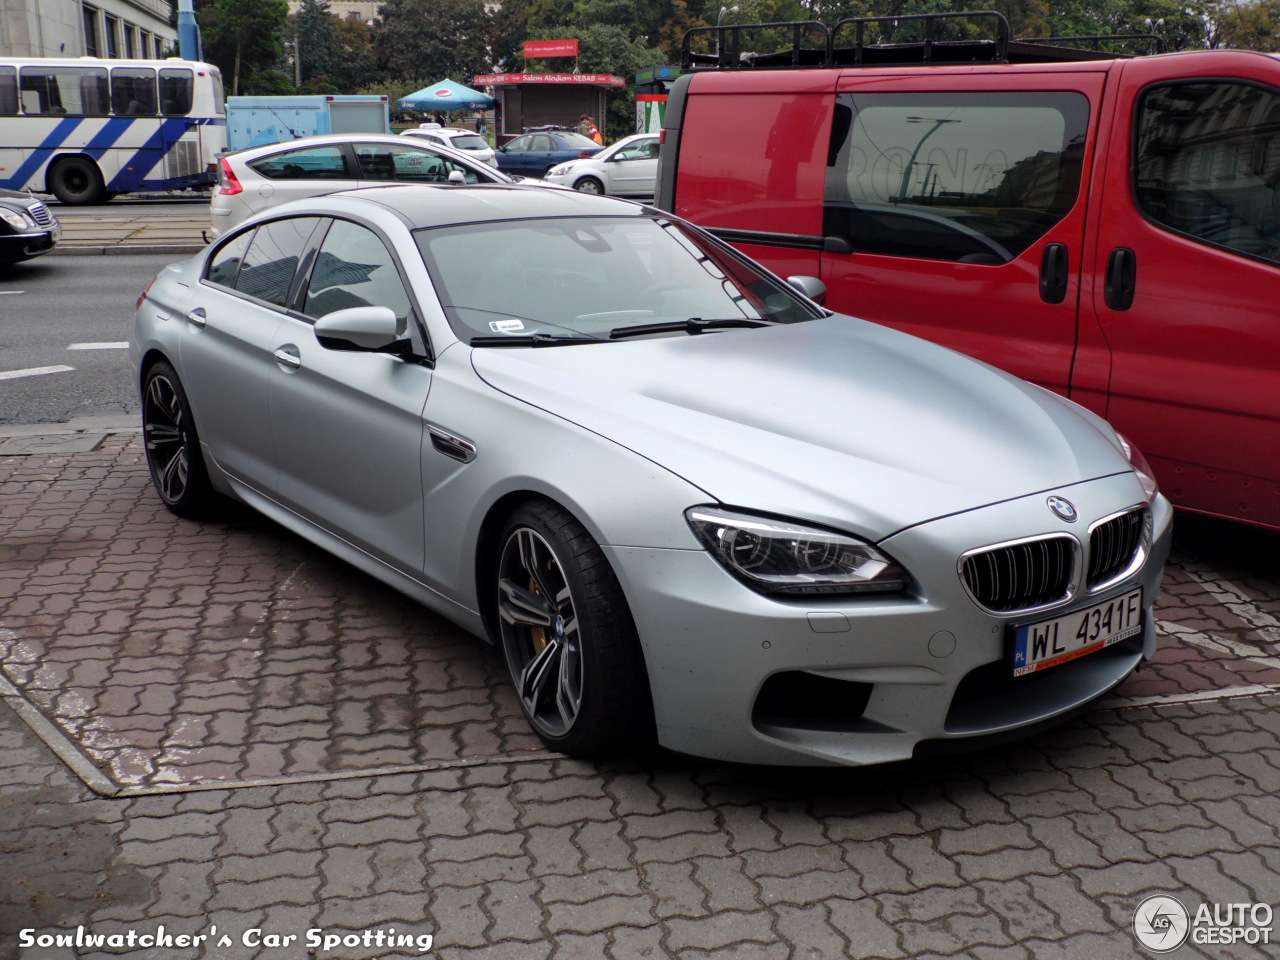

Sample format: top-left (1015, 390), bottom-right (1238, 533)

top-left (495, 499), bottom-right (653, 756)
top-left (574, 176), bottom-right (605, 195)
top-left (49, 156), bottom-right (106, 205)
top-left (141, 361), bottom-right (219, 518)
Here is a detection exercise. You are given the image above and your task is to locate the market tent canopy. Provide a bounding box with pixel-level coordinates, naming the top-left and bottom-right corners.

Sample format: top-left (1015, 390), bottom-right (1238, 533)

top-left (397, 79), bottom-right (495, 111)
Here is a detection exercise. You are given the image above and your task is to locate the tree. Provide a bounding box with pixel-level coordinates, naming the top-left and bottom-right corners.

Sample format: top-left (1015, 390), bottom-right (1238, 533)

top-left (1216, 0), bottom-right (1280, 49)
top-left (295, 0), bottom-right (338, 92)
top-left (331, 16), bottom-right (382, 90)
top-left (197, 0), bottom-right (292, 95)
top-left (373, 0), bottom-right (492, 82)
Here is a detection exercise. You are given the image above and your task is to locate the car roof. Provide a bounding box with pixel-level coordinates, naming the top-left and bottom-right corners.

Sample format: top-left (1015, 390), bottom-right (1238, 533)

top-left (232, 132), bottom-right (468, 157)
top-left (322, 183), bottom-right (649, 230)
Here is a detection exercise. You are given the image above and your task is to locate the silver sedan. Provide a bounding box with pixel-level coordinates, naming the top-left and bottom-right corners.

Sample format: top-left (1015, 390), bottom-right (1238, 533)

top-left (133, 185), bottom-right (1172, 766)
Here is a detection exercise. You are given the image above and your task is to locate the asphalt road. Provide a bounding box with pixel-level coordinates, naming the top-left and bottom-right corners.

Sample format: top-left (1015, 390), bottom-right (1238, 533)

top-left (0, 253), bottom-right (180, 425)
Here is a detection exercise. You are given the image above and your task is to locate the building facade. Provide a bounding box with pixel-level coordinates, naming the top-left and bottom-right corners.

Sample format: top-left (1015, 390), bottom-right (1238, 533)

top-left (0, 0), bottom-right (177, 59)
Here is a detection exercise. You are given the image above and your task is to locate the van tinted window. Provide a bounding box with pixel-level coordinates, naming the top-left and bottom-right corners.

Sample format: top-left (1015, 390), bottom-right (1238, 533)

top-left (825, 92), bottom-right (1089, 263)
top-left (1136, 81), bottom-right (1280, 265)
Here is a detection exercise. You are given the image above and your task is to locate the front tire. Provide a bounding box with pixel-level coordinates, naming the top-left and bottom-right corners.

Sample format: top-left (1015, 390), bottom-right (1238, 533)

top-left (141, 361), bottom-right (219, 518)
top-left (48, 156), bottom-right (106, 205)
top-left (574, 176), bottom-right (605, 195)
top-left (495, 499), bottom-right (653, 756)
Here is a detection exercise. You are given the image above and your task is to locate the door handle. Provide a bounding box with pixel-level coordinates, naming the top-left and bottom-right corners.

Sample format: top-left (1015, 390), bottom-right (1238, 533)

top-left (1039, 243), bottom-right (1068, 304)
top-left (1105, 247), bottom-right (1137, 312)
top-left (185, 308), bottom-right (206, 327)
top-left (273, 345), bottom-right (302, 369)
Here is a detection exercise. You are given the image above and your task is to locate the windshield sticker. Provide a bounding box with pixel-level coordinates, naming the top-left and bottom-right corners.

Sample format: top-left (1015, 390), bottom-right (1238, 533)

top-left (489, 319), bottom-right (526, 333)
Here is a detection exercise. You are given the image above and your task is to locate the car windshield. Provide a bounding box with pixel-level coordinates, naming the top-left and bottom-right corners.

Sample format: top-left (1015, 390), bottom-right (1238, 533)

top-left (449, 134), bottom-right (490, 150)
top-left (414, 216), bottom-right (821, 344)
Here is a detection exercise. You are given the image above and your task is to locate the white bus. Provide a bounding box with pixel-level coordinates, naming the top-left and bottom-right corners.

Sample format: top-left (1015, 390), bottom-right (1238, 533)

top-left (0, 57), bottom-right (226, 204)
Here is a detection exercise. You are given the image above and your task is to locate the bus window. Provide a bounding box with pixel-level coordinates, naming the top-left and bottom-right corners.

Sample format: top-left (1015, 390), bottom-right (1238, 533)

top-left (0, 68), bottom-right (16, 116)
top-left (159, 68), bottom-right (193, 116)
top-left (19, 67), bottom-right (109, 116)
top-left (111, 67), bottom-right (156, 116)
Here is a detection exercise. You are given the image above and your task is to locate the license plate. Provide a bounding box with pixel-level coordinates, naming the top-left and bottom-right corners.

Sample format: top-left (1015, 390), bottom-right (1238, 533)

top-left (1012, 587), bottom-right (1143, 677)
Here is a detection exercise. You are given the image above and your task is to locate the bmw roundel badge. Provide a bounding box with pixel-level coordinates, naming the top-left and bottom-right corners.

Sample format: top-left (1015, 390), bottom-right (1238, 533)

top-left (1047, 496), bottom-right (1078, 522)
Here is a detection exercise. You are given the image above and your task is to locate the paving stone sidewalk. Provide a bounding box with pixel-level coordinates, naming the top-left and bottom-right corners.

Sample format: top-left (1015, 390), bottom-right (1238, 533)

top-left (4, 433), bottom-right (1280, 959)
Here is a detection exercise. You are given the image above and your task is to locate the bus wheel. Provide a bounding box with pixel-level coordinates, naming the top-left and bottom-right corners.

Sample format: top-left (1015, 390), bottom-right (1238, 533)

top-left (49, 157), bottom-right (106, 205)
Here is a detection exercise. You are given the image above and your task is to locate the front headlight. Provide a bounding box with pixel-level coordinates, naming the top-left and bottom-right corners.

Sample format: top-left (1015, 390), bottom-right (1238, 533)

top-left (547, 164), bottom-right (569, 176)
top-left (0, 208), bottom-right (31, 231)
top-left (686, 506), bottom-right (909, 596)
top-left (1116, 432), bottom-right (1159, 501)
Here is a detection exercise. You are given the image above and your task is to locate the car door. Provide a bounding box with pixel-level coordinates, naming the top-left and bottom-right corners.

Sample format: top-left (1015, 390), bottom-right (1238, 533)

top-left (818, 71), bottom-right (1107, 397)
top-left (1084, 56), bottom-right (1280, 526)
top-left (497, 134), bottom-right (535, 176)
top-left (268, 216), bottom-right (432, 574)
top-left (608, 137), bottom-right (659, 195)
top-left (243, 144), bottom-right (357, 216)
top-left (180, 217), bottom-right (322, 488)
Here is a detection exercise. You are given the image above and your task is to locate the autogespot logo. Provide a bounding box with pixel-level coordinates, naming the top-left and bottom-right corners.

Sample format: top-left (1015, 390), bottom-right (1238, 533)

top-left (1134, 895), bottom-right (1191, 952)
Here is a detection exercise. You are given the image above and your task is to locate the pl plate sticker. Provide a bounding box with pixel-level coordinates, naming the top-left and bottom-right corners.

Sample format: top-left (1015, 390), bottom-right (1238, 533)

top-left (489, 319), bottom-right (525, 333)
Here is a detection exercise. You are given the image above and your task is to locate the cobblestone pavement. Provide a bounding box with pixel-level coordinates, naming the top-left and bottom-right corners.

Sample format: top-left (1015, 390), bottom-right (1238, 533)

top-left (3, 431), bottom-right (1280, 959)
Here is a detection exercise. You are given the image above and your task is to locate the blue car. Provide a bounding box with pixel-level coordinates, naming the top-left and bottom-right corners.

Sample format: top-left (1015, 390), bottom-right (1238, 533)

top-left (495, 129), bottom-right (604, 178)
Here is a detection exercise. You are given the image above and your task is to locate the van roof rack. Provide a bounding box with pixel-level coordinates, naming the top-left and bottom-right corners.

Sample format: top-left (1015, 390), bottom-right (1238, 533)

top-left (680, 11), bottom-right (1161, 71)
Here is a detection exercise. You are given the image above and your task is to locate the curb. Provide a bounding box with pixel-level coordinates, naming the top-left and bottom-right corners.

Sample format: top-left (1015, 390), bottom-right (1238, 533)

top-left (51, 243), bottom-right (207, 257)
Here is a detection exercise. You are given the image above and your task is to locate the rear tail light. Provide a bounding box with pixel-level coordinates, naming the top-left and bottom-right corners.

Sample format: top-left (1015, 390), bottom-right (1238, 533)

top-left (577, 151), bottom-right (593, 159)
top-left (136, 278), bottom-right (155, 309)
top-left (218, 158), bottom-right (243, 195)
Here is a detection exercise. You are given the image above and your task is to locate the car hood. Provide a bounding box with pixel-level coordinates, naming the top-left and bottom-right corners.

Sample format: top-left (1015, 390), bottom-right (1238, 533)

top-left (469, 315), bottom-right (1130, 539)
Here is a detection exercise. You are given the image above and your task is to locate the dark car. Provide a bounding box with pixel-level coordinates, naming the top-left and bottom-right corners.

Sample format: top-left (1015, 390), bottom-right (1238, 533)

top-left (0, 189), bottom-right (61, 266)
top-left (495, 131), bottom-right (604, 178)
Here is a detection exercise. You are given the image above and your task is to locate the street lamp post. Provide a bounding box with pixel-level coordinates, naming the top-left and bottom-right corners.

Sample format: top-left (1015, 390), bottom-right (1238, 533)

top-left (716, 5), bottom-right (739, 59)
top-left (895, 116), bottom-right (959, 201)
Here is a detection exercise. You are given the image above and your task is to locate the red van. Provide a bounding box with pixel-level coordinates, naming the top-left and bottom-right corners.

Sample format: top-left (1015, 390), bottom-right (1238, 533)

top-left (657, 14), bottom-right (1280, 530)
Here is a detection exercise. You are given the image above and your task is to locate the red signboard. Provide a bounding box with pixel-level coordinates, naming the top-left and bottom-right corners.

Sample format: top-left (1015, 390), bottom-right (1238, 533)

top-left (524, 40), bottom-right (580, 58)
top-left (474, 73), bottom-right (626, 88)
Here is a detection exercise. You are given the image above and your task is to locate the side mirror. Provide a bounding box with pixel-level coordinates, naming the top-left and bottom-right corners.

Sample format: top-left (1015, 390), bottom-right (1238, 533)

top-left (447, 170), bottom-right (466, 184)
top-left (786, 276), bottom-right (828, 306)
top-left (314, 305), bottom-right (402, 350)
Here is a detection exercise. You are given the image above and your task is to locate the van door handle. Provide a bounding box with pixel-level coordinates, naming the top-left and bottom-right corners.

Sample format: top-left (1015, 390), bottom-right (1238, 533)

top-left (185, 308), bottom-right (206, 328)
top-left (1039, 243), bottom-right (1068, 304)
top-left (1105, 247), bottom-right (1137, 311)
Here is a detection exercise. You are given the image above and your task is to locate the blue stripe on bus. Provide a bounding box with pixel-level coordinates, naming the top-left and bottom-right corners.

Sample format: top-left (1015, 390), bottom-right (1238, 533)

top-left (0, 116), bottom-right (84, 191)
top-left (107, 117), bottom-right (192, 192)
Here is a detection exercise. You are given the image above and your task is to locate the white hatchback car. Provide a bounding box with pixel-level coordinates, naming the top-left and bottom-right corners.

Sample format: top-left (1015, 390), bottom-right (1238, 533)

top-left (209, 132), bottom-right (512, 238)
top-left (399, 124), bottom-right (498, 167)
top-left (545, 133), bottom-right (659, 197)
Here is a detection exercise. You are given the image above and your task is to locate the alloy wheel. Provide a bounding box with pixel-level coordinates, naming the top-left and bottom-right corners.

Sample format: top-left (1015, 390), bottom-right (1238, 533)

top-left (143, 372), bottom-right (190, 504)
top-left (497, 526), bottom-right (583, 738)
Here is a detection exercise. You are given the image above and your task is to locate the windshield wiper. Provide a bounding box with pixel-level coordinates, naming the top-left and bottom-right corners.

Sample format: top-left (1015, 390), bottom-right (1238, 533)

top-left (608, 317), bottom-right (773, 340)
top-left (469, 333), bottom-right (603, 347)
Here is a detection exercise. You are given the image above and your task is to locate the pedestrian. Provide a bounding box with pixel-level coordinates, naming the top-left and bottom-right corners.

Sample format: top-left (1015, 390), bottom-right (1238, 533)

top-left (587, 116), bottom-right (602, 145)
top-left (577, 114), bottom-right (591, 137)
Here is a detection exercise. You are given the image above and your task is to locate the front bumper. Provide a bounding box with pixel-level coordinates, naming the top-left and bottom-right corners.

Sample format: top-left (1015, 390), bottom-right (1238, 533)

top-left (0, 221), bottom-right (60, 261)
top-left (604, 473), bottom-right (1173, 766)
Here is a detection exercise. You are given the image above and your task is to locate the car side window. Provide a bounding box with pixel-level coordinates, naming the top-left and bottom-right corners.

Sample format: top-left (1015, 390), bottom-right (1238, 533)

top-left (617, 140), bottom-right (657, 161)
top-left (250, 145), bottom-right (350, 181)
top-left (507, 135), bottom-right (532, 151)
top-left (206, 229), bottom-right (254, 289)
top-left (532, 135), bottom-right (555, 152)
top-left (233, 218), bottom-right (320, 307)
top-left (1136, 81), bottom-right (1280, 266)
top-left (824, 92), bottom-right (1089, 264)
top-left (354, 143), bottom-right (484, 184)
top-left (303, 220), bottom-right (413, 326)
